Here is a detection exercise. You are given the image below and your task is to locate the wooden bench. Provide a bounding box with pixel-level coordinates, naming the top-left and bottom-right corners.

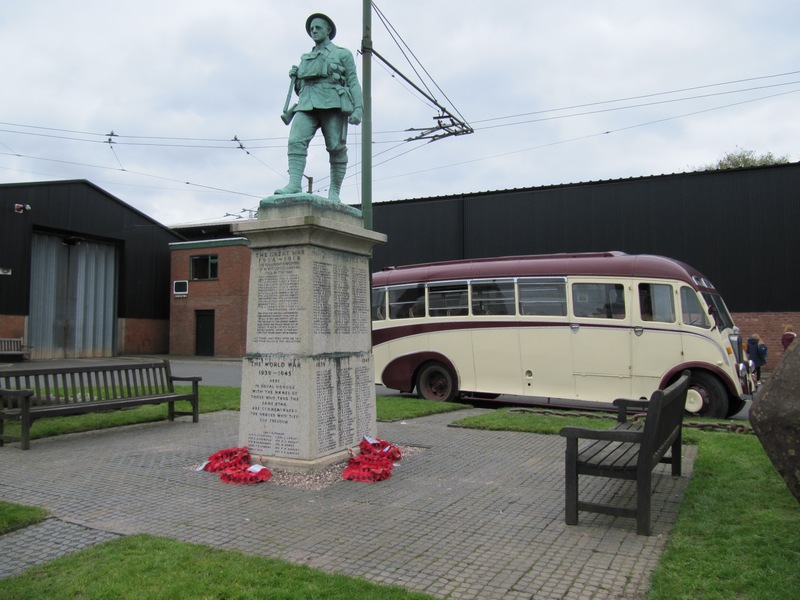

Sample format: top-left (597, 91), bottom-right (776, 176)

top-left (559, 370), bottom-right (690, 535)
top-left (0, 359), bottom-right (201, 450)
top-left (0, 338), bottom-right (31, 359)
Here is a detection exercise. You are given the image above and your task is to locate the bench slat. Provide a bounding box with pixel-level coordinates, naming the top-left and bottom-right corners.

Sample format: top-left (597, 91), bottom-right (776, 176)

top-left (0, 338), bottom-right (30, 356)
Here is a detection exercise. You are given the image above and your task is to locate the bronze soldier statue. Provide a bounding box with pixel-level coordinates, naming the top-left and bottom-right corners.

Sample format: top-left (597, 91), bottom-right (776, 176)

top-left (275, 13), bottom-right (363, 203)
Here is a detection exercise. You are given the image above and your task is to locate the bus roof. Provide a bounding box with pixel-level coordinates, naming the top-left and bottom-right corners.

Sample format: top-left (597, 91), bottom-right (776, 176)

top-left (372, 251), bottom-right (715, 290)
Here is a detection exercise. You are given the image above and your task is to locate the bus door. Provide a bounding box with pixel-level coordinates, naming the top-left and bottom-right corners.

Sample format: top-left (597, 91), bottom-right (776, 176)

top-left (570, 281), bottom-right (632, 402)
top-left (630, 282), bottom-right (683, 399)
top-left (517, 277), bottom-right (574, 400)
top-left (469, 279), bottom-right (521, 395)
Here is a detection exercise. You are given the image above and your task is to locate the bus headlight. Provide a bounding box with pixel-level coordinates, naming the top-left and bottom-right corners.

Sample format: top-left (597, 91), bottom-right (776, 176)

top-left (728, 332), bottom-right (743, 363)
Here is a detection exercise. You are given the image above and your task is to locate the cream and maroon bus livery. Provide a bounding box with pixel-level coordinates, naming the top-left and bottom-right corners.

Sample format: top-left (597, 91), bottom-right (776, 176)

top-left (371, 252), bottom-right (751, 418)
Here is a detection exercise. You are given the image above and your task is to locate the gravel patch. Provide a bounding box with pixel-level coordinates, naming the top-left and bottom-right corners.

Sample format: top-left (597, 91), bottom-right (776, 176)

top-left (271, 445), bottom-right (427, 490)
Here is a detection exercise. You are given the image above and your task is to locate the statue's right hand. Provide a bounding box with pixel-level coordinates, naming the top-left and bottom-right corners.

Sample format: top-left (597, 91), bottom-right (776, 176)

top-left (289, 66), bottom-right (298, 78)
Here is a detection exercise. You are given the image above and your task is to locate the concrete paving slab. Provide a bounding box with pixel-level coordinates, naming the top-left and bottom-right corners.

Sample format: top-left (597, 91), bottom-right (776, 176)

top-left (0, 409), bottom-right (695, 599)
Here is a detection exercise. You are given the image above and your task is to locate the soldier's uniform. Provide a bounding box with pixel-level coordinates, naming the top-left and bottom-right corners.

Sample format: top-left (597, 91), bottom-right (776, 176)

top-left (275, 14), bottom-right (363, 202)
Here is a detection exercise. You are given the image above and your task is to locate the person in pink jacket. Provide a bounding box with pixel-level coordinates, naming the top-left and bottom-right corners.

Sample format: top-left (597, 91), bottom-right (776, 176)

top-left (781, 325), bottom-right (796, 352)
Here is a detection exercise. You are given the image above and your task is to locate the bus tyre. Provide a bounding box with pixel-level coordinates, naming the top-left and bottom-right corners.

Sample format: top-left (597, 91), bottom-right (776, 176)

top-left (417, 362), bottom-right (457, 402)
top-left (685, 371), bottom-right (729, 418)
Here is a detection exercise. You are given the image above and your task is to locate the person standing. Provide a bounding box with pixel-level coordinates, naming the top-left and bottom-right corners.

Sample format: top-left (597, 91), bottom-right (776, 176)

top-left (781, 325), bottom-right (796, 352)
top-left (274, 13), bottom-right (363, 202)
top-left (746, 334), bottom-right (768, 384)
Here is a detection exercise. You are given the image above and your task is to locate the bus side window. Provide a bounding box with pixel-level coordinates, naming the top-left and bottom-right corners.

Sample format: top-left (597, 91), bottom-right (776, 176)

top-left (472, 281), bottom-right (514, 316)
top-left (388, 285), bottom-right (425, 319)
top-left (428, 282), bottom-right (468, 317)
top-left (518, 278), bottom-right (567, 316)
top-left (572, 282), bottom-right (625, 319)
top-left (371, 288), bottom-right (386, 321)
top-left (638, 283), bottom-right (675, 323)
top-left (680, 286), bottom-right (710, 328)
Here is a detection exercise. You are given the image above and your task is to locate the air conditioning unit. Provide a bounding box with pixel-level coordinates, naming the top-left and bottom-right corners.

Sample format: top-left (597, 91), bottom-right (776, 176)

top-left (173, 280), bottom-right (189, 297)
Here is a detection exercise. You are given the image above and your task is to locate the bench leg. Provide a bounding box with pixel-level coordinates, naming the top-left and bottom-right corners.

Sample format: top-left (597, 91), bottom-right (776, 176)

top-left (192, 381), bottom-right (199, 423)
top-left (168, 401), bottom-right (175, 422)
top-left (21, 402), bottom-right (31, 451)
top-left (565, 438), bottom-right (579, 526)
top-left (0, 416), bottom-right (4, 447)
top-left (636, 470), bottom-right (652, 536)
top-left (670, 432), bottom-right (682, 477)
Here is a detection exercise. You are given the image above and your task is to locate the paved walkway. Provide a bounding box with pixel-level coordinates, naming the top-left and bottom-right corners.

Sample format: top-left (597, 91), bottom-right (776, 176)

top-left (0, 410), bottom-right (695, 599)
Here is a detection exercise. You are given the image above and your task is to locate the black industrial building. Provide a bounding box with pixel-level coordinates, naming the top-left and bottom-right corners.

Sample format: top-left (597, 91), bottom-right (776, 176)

top-left (370, 161), bottom-right (800, 316)
top-left (0, 180), bottom-right (184, 358)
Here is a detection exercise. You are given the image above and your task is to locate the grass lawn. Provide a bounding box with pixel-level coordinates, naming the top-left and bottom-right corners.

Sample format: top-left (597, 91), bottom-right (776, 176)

top-left (376, 395), bottom-right (471, 420)
top-left (0, 534), bottom-right (435, 600)
top-left (2, 390), bottom-right (798, 598)
top-left (0, 501), bottom-right (47, 535)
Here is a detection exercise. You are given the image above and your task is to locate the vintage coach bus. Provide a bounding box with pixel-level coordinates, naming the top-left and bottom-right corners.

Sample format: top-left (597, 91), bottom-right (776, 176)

top-left (371, 252), bottom-right (752, 418)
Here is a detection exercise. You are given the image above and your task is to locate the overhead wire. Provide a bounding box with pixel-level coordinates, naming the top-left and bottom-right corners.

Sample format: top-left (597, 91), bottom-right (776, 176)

top-left (2, 72), bottom-right (797, 148)
top-left (372, 87), bottom-right (800, 185)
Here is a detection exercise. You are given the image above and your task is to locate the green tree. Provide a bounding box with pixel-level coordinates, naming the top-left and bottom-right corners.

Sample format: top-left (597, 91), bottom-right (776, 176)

top-left (698, 148), bottom-right (790, 171)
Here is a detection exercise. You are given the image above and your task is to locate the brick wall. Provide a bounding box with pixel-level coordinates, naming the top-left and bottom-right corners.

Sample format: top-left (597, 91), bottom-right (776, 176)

top-left (120, 318), bottom-right (170, 354)
top-left (169, 242), bottom-right (251, 357)
top-left (0, 315), bottom-right (25, 338)
top-left (731, 311), bottom-right (800, 373)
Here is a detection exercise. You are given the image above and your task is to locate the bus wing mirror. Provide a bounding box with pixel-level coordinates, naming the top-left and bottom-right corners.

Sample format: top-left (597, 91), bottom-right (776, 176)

top-left (708, 305), bottom-right (719, 329)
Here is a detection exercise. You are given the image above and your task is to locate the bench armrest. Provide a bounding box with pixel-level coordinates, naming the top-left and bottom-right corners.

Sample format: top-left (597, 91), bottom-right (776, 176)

top-left (1, 388), bottom-right (34, 408)
top-left (612, 398), bottom-right (649, 422)
top-left (559, 425), bottom-right (643, 444)
top-left (170, 376), bottom-right (203, 383)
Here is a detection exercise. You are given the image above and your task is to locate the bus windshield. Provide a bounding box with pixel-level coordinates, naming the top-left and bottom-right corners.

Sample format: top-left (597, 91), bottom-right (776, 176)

top-left (702, 292), bottom-right (735, 331)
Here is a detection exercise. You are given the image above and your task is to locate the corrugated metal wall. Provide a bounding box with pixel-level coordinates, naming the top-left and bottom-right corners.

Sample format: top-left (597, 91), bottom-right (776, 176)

top-left (29, 232), bottom-right (117, 358)
top-left (372, 163), bottom-right (800, 313)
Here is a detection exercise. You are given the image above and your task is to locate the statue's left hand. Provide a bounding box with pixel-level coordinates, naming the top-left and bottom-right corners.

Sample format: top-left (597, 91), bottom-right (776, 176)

top-left (348, 108), bottom-right (363, 125)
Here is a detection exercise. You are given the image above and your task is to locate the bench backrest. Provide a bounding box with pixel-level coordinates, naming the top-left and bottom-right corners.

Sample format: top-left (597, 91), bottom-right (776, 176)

top-left (0, 360), bottom-right (175, 407)
top-left (0, 338), bottom-right (23, 353)
top-left (639, 370), bottom-right (691, 471)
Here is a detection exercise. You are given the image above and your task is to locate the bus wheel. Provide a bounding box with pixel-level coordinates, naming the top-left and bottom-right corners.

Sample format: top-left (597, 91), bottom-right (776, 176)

top-left (417, 362), bottom-right (457, 402)
top-left (685, 372), bottom-right (729, 418)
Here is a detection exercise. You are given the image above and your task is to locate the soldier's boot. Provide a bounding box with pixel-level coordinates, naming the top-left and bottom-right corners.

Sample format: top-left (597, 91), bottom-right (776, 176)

top-left (274, 156), bottom-right (306, 195)
top-left (328, 162), bottom-right (347, 203)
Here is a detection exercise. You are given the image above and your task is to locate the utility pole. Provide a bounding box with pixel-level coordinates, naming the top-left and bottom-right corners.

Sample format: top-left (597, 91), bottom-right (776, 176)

top-left (361, 0), bottom-right (373, 230)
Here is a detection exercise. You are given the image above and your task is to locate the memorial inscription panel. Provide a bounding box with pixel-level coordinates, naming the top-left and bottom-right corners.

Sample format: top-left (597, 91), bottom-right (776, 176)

top-left (240, 355), bottom-right (303, 457)
top-left (250, 248), bottom-right (304, 352)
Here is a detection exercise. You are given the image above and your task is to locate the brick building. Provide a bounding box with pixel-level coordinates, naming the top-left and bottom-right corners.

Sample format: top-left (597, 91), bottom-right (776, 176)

top-left (168, 238), bottom-right (250, 357)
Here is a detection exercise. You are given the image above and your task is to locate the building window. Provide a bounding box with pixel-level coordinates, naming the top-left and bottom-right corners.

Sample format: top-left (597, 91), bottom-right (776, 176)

top-left (190, 254), bottom-right (218, 280)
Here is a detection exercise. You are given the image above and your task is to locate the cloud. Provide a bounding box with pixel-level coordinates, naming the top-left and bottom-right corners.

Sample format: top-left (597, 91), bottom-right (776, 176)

top-left (1, 1), bottom-right (798, 225)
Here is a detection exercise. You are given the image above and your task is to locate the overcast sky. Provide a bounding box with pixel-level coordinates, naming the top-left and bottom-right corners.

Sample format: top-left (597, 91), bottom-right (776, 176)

top-left (2, 1), bottom-right (798, 226)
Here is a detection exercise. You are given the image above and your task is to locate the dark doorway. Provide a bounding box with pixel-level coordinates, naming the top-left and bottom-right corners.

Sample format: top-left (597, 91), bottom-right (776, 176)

top-left (195, 310), bottom-right (215, 356)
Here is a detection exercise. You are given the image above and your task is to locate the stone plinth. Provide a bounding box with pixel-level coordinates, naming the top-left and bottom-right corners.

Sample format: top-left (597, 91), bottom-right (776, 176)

top-left (232, 196), bottom-right (386, 472)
